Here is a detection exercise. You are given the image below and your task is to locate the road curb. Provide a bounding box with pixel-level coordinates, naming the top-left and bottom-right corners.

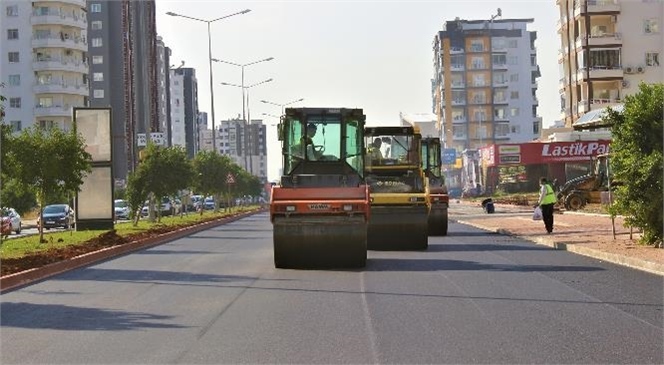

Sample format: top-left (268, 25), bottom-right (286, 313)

top-left (456, 220), bottom-right (664, 277)
top-left (0, 209), bottom-right (266, 293)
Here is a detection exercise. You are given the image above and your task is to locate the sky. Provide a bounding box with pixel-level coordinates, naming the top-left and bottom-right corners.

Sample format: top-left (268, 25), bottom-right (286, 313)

top-left (155, 0), bottom-right (560, 181)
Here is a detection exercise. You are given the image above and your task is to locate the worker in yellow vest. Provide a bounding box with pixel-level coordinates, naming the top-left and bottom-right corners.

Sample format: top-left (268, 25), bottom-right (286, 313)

top-left (536, 177), bottom-right (557, 234)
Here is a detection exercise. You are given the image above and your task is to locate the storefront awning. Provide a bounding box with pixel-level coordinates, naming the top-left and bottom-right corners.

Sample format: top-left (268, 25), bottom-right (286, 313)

top-left (573, 104), bottom-right (623, 130)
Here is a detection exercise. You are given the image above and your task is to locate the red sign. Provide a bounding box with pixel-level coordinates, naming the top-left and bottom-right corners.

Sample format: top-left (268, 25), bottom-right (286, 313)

top-left (226, 173), bottom-right (235, 184)
top-left (483, 140), bottom-right (611, 167)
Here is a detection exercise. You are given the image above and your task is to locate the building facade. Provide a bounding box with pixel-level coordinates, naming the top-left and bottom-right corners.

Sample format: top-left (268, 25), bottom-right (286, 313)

top-left (86, 0), bottom-right (158, 181)
top-left (169, 67), bottom-right (199, 158)
top-left (433, 18), bottom-right (542, 153)
top-left (156, 36), bottom-right (171, 146)
top-left (208, 117), bottom-right (268, 183)
top-left (557, 0), bottom-right (663, 127)
top-left (1, 0), bottom-right (89, 132)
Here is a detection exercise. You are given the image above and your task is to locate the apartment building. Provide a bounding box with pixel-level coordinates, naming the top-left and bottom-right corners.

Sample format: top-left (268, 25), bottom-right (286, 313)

top-left (169, 67), bottom-right (199, 158)
top-left (557, 0), bottom-right (663, 127)
top-left (156, 36), bottom-right (172, 146)
top-left (433, 17), bottom-right (541, 152)
top-left (86, 0), bottom-right (158, 180)
top-left (1, 0), bottom-right (89, 132)
top-left (209, 117), bottom-right (268, 183)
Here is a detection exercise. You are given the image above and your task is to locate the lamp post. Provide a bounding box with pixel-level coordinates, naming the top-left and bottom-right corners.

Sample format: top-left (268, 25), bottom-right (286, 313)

top-left (165, 9), bottom-right (251, 154)
top-left (212, 57), bottom-right (274, 127)
top-left (260, 98), bottom-right (305, 114)
top-left (220, 78), bottom-right (273, 174)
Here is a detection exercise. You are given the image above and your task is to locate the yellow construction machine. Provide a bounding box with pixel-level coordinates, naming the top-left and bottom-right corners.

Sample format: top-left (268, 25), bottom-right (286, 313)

top-left (421, 137), bottom-right (449, 236)
top-left (364, 126), bottom-right (429, 250)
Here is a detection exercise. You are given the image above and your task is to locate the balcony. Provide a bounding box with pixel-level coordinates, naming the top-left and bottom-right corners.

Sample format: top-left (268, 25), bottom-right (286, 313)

top-left (33, 57), bottom-right (88, 74)
top-left (451, 99), bottom-right (466, 106)
top-left (452, 134), bottom-right (467, 141)
top-left (493, 97), bottom-right (509, 104)
top-left (452, 116), bottom-right (467, 124)
top-left (575, 0), bottom-right (620, 16)
top-left (450, 47), bottom-right (465, 54)
top-left (492, 63), bottom-right (508, 70)
top-left (32, 35), bottom-right (88, 52)
top-left (33, 81), bottom-right (89, 96)
top-left (31, 12), bottom-right (87, 29)
top-left (559, 77), bottom-right (567, 90)
top-left (577, 66), bottom-right (623, 81)
top-left (589, 98), bottom-right (621, 111)
top-left (493, 79), bottom-right (509, 88)
top-left (34, 105), bottom-right (73, 118)
top-left (450, 63), bottom-right (465, 72)
top-left (450, 82), bottom-right (465, 89)
top-left (587, 33), bottom-right (622, 47)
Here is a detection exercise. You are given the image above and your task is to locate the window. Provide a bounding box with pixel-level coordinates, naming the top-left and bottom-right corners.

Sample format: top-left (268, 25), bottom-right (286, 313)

top-left (646, 52), bottom-right (660, 66)
top-left (6, 5), bottom-right (18, 16)
top-left (644, 19), bottom-right (659, 34)
top-left (91, 21), bottom-right (102, 30)
top-left (9, 97), bottom-right (21, 108)
top-left (507, 39), bottom-right (518, 48)
top-left (91, 3), bottom-right (102, 12)
top-left (39, 120), bottom-right (55, 129)
top-left (8, 52), bottom-right (19, 63)
top-left (508, 56), bottom-right (518, 65)
top-left (494, 107), bottom-right (507, 119)
top-left (471, 56), bottom-right (485, 69)
top-left (510, 108), bottom-right (520, 117)
top-left (510, 125), bottom-right (521, 134)
top-left (533, 121), bottom-right (540, 135)
top-left (93, 89), bottom-right (104, 98)
top-left (10, 121), bottom-right (21, 132)
top-left (7, 29), bottom-right (18, 40)
top-left (92, 55), bottom-right (103, 64)
top-left (510, 73), bottom-right (519, 82)
top-left (8, 74), bottom-right (20, 86)
top-left (452, 125), bottom-right (466, 139)
top-left (494, 90), bottom-right (506, 102)
top-left (492, 54), bottom-right (506, 66)
top-left (470, 39), bottom-right (484, 52)
top-left (38, 97), bottom-right (53, 107)
top-left (495, 124), bottom-right (509, 137)
top-left (93, 72), bottom-right (104, 81)
top-left (530, 55), bottom-right (537, 66)
top-left (91, 38), bottom-right (102, 47)
top-left (510, 91), bottom-right (519, 99)
top-left (473, 74), bottom-right (486, 87)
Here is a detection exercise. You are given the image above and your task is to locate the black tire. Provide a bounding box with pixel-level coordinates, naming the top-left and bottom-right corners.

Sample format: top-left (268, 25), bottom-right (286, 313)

top-left (15, 223), bottom-right (21, 235)
top-left (565, 193), bottom-right (586, 211)
top-left (440, 214), bottom-right (448, 236)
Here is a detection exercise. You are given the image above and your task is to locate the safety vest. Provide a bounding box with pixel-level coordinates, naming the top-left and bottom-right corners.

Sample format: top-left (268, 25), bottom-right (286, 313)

top-left (542, 184), bottom-right (557, 205)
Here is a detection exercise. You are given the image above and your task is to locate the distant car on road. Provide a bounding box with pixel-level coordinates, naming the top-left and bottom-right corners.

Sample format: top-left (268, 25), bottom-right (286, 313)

top-left (1, 207), bottom-right (21, 235)
top-left (38, 204), bottom-right (74, 229)
top-left (114, 199), bottom-right (130, 220)
top-left (1, 207), bottom-right (22, 234)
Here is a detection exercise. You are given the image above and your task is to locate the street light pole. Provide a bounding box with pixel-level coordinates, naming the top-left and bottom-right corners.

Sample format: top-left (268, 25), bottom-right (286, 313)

top-left (260, 98), bottom-right (305, 115)
top-left (166, 9), bottom-right (251, 154)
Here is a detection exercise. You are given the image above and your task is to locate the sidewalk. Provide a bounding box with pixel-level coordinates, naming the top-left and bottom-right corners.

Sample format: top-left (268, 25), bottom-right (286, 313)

top-left (451, 200), bottom-right (664, 276)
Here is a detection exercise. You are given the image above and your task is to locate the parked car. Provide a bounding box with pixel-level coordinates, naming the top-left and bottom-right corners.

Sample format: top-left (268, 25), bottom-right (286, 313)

top-left (203, 197), bottom-right (215, 210)
top-left (1, 207), bottom-right (21, 235)
top-left (114, 199), bottom-right (130, 220)
top-left (38, 204), bottom-right (74, 229)
top-left (141, 197), bottom-right (175, 217)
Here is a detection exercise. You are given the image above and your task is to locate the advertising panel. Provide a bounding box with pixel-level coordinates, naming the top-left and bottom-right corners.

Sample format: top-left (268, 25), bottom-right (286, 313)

top-left (483, 141), bottom-right (610, 166)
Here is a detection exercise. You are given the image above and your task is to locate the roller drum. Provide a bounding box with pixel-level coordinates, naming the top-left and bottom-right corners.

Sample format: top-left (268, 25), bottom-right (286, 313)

top-left (368, 205), bottom-right (429, 250)
top-left (273, 215), bottom-right (367, 269)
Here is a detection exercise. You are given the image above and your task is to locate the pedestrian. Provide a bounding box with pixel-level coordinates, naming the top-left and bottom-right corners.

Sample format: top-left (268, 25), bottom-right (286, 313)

top-left (535, 177), bottom-right (557, 234)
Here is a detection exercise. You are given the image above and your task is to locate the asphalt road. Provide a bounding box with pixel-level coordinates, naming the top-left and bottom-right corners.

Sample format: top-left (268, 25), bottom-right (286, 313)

top-left (1, 210), bottom-right (662, 364)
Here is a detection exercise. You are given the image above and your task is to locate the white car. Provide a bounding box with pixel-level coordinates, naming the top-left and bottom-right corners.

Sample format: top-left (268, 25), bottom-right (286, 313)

top-left (1, 207), bottom-right (22, 234)
top-left (114, 199), bottom-right (130, 220)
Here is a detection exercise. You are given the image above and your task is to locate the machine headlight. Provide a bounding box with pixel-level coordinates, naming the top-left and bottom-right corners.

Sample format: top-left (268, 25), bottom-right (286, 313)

top-left (343, 204), bottom-right (353, 211)
top-left (285, 205), bottom-right (296, 212)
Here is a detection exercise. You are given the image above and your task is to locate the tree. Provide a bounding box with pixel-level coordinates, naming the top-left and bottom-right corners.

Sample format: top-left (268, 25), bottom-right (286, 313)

top-left (192, 150), bottom-right (232, 214)
top-left (6, 126), bottom-right (92, 242)
top-left (604, 83), bottom-right (663, 246)
top-left (125, 167), bottom-right (149, 226)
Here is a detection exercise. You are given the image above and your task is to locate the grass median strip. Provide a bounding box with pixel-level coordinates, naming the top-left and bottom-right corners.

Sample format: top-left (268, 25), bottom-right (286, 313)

top-left (0, 207), bottom-right (258, 260)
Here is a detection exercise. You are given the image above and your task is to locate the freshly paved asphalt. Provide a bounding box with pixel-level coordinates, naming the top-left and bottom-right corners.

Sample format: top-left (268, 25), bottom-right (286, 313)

top-left (1, 212), bottom-right (662, 364)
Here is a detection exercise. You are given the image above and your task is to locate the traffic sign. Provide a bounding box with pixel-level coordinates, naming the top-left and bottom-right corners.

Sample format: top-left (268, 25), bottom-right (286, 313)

top-left (137, 133), bottom-right (147, 147)
top-left (442, 148), bottom-right (457, 164)
top-left (150, 132), bottom-right (166, 146)
top-left (226, 173), bottom-right (236, 184)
